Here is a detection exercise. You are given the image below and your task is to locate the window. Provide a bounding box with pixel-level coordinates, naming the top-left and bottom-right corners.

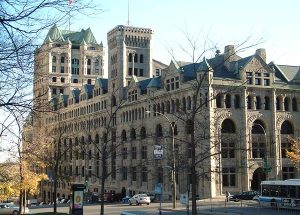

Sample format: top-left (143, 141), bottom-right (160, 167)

top-left (222, 142), bottom-right (235, 158)
top-left (256, 96), bottom-right (261, 109)
top-left (59, 89), bottom-right (64, 94)
top-left (234, 95), bottom-right (240, 109)
top-left (264, 96), bottom-right (270, 110)
top-left (121, 130), bottom-right (127, 141)
top-left (71, 58), bottom-right (80, 74)
top-left (132, 147), bottom-right (136, 159)
top-left (281, 142), bottom-right (291, 158)
top-left (87, 59), bottom-right (91, 65)
top-left (134, 68), bottom-right (138, 76)
top-left (141, 146), bottom-right (147, 159)
top-left (132, 166), bottom-right (137, 181)
top-left (284, 97), bottom-right (290, 111)
top-left (264, 73), bottom-right (270, 86)
top-left (142, 166), bottom-right (147, 182)
top-left (276, 97), bottom-right (280, 110)
top-left (87, 79), bottom-right (92, 84)
top-left (61, 77), bottom-right (65, 83)
top-left (128, 53), bottom-right (132, 62)
top-left (122, 147), bottom-right (127, 159)
top-left (292, 98), bottom-right (298, 111)
top-left (281, 121), bottom-right (293, 134)
top-left (52, 56), bottom-right (57, 63)
top-left (87, 68), bottom-right (91, 75)
top-left (52, 66), bottom-right (56, 73)
top-left (216, 94), bottom-right (222, 108)
top-left (155, 69), bottom-right (160, 76)
top-left (134, 54), bottom-right (138, 63)
top-left (130, 128), bottom-right (136, 140)
top-left (95, 59), bottom-right (100, 74)
top-left (60, 66), bottom-right (64, 73)
top-left (61, 56), bottom-right (65, 63)
top-left (73, 79), bottom-right (78, 83)
top-left (255, 72), bottom-right (261, 85)
top-left (282, 167), bottom-right (295, 180)
top-left (140, 54), bottom-right (144, 63)
top-left (122, 166), bottom-right (127, 180)
top-left (165, 77), bottom-right (179, 91)
top-left (222, 167), bottom-right (236, 187)
top-left (52, 77), bottom-right (57, 82)
top-left (225, 94), bottom-right (231, 108)
top-left (246, 72), bottom-right (253, 84)
top-left (128, 68), bottom-right (132, 76)
top-left (221, 119), bottom-right (236, 133)
top-left (140, 127), bottom-right (146, 139)
top-left (156, 124), bottom-right (163, 137)
top-left (252, 142), bottom-right (265, 158)
top-left (139, 69), bottom-right (144, 76)
top-left (52, 88), bottom-right (57, 95)
top-left (247, 96), bottom-right (252, 109)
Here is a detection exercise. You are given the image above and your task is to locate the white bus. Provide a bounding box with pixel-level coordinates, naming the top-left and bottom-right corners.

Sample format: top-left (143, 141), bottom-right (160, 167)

top-left (259, 179), bottom-right (300, 209)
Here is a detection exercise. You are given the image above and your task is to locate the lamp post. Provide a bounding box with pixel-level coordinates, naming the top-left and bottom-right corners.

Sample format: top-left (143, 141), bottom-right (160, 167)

top-left (146, 110), bottom-right (177, 209)
top-left (252, 123), bottom-right (271, 180)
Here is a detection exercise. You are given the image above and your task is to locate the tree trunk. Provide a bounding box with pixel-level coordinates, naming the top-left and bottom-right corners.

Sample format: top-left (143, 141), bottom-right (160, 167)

top-left (53, 179), bottom-right (57, 213)
top-left (100, 156), bottom-right (107, 215)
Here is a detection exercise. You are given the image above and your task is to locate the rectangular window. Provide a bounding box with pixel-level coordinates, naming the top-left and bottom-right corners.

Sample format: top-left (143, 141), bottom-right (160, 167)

top-left (282, 167), bottom-right (295, 180)
top-left (252, 142), bottom-right (265, 158)
top-left (132, 166), bottom-right (137, 181)
top-left (122, 166), bottom-right (127, 180)
top-left (60, 89), bottom-right (64, 94)
top-left (87, 68), bottom-right (91, 75)
top-left (132, 147), bottom-right (137, 159)
top-left (139, 69), bottom-right (144, 76)
top-left (246, 72), bottom-right (252, 84)
top-left (255, 78), bottom-right (261, 85)
top-left (156, 69), bottom-right (160, 76)
top-left (128, 68), bottom-right (132, 76)
top-left (122, 147), bottom-right (127, 159)
top-left (222, 167), bottom-right (236, 187)
top-left (60, 66), bottom-right (64, 73)
top-left (141, 146), bottom-right (147, 159)
top-left (52, 66), bottom-right (56, 73)
top-left (61, 56), bottom-right (65, 63)
top-left (264, 79), bottom-right (270, 86)
top-left (61, 77), bottom-right (65, 83)
top-left (52, 88), bottom-right (57, 95)
top-left (134, 68), bottom-right (138, 76)
top-left (142, 166), bottom-right (148, 182)
top-left (52, 77), bottom-right (57, 82)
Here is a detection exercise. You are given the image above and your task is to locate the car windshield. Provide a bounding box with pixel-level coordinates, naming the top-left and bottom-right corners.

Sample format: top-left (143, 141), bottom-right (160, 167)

top-left (139, 194), bottom-right (147, 197)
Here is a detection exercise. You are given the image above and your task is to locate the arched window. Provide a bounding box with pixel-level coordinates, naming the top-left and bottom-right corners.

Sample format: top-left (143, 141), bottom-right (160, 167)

top-left (182, 97), bottom-right (186, 112)
top-left (81, 136), bottom-right (85, 144)
top-left (102, 132), bottom-right (107, 143)
top-left (121, 130), bottom-right (127, 141)
top-left (264, 96), bottom-right (270, 110)
top-left (87, 59), bottom-right (91, 65)
top-left (95, 134), bottom-right (99, 144)
top-left (156, 124), bottom-right (163, 137)
top-left (134, 54), bottom-right (138, 63)
top-left (140, 127), bottom-right (146, 139)
top-left (161, 102), bottom-right (165, 114)
top-left (251, 120), bottom-right (266, 158)
top-left (252, 120), bottom-right (265, 134)
top-left (187, 96), bottom-right (192, 110)
top-left (225, 94), bottom-right (231, 108)
top-left (234, 95), bottom-right (240, 109)
top-left (247, 96), bottom-right (252, 109)
top-left (170, 123), bottom-right (178, 136)
top-left (281, 121), bottom-right (293, 134)
top-left (221, 119), bottom-right (236, 133)
top-left (140, 54), bottom-right (144, 63)
top-left (88, 135), bottom-right (92, 144)
top-left (284, 97), bottom-right (290, 111)
top-left (75, 137), bottom-right (79, 145)
top-left (256, 96), bottom-right (261, 109)
top-left (157, 103), bottom-right (161, 113)
top-left (129, 53), bottom-right (132, 62)
top-left (292, 98), bottom-right (298, 111)
top-left (166, 101), bottom-right (171, 113)
top-left (130, 128), bottom-right (136, 140)
top-left (216, 94), bottom-right (222, 108)
top-left (276, 97), bottom-right (280, 110)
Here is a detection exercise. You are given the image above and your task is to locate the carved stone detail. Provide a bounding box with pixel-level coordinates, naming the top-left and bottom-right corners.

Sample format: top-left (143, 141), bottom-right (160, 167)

top-left (214, 109), bottom-right (232, 129)
top-left (276, 112), bottom-right (293, 128)
top-left (247, 111), bottom-right (263, 125)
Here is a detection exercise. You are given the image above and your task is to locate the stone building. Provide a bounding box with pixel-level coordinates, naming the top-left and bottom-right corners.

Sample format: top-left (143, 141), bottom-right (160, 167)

top-left (33, 24), bottom-right (300, 203)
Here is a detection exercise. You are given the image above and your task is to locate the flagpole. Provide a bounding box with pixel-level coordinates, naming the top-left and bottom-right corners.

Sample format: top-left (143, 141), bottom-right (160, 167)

top-left (127, 0), bottom-right (130, 25)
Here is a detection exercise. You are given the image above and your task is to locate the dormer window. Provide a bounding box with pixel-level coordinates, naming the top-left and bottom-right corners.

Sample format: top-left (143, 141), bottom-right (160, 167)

top-left (165, 76), bottom-right (179, 91)
top-left (128, 90), bottom-right (138, 102)
top-left (155, 69), bottom-right (160, 76)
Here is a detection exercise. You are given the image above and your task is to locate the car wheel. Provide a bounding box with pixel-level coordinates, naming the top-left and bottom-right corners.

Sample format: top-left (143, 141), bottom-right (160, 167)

top-left (147, 203), bottom-right (150, 205)
top-left (234, 198), bottom-right (239, 202)
top-left (136, 201), bottom-right (139, 206)
top-left (13, 211), bottom-right (18, 215)
top-left (129, 200), bottom-right (132, 206)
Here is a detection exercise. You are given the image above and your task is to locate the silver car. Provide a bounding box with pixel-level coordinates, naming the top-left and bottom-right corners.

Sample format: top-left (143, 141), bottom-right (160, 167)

top-left (128, 194), bottom-right (150, 205)
top-left (0, 203), bottom-right (29, 215)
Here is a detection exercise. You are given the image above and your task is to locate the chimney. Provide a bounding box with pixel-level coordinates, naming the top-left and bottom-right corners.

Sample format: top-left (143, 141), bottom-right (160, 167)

top-left (224, 45), bottom-right (235, 69)
top-left (255, 48), bottom-right (266, 61)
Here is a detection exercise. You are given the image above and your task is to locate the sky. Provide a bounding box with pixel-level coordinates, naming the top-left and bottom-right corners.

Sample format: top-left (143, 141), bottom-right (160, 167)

top-left (64, 0), bottom-right (299, 68)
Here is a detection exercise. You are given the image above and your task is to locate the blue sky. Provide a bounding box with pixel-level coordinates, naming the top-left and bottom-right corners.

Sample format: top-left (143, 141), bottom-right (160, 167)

top-left (65, 0), bottom-right (300, 67)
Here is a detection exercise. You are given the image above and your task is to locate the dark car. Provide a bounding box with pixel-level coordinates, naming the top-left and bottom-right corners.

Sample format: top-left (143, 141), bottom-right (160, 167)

top-left (229, 191), bottom-right (260, 202)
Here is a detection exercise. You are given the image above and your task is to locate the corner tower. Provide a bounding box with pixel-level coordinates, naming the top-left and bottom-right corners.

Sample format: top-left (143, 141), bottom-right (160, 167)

top-left (107, 25), bottom-right (153, 96)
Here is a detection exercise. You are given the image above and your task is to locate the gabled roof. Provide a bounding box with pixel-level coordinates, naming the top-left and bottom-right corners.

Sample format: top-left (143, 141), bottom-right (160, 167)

top-left (71, 88), bottom-right (81, 100)
top-left (276, 64), bottom-right (300, 82)
top-left (138, 78), bottom-right (152, 91)
top-left (44, 25), bottom-right (98, 45)
top-left (83, 84), bottom-right (94, 95)
top-left (96, 78), bottom-right (108, 91)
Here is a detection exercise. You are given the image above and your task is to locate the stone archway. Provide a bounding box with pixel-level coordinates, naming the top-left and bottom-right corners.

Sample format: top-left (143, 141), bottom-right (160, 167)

top-left (251, 167), bottom-right (266, 191)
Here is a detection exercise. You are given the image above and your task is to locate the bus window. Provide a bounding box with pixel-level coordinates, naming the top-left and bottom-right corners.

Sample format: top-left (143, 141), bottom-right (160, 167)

top-left (288, 186), bottom-right (296, 198)
top-left (278, 185), bottom-right (287, 197)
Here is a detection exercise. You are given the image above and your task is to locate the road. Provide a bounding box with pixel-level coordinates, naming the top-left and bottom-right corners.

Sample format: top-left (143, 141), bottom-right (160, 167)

top-left (29, 201), bottom-right (299, 215)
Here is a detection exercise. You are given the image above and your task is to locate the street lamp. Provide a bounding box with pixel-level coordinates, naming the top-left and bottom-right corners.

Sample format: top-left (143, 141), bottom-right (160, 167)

top-left (252, 123), bottom-right (271, 180)
top-left (145, 110), bottom-right (177, 209)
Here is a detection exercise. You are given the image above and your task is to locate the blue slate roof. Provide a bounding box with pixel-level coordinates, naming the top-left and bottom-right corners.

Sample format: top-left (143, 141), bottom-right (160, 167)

top-left (83, 84), bottom-right (94, 95)
top-left (72, 88), bottom-right (81, 101)
top-left (96, 78), bottom-right (108, 91)
top-left (138, 78), bottom-right (152, 91)
top-left (147, 77), bottom-right (162, 89)
top-left (60, 94), bottom-right (69, 106)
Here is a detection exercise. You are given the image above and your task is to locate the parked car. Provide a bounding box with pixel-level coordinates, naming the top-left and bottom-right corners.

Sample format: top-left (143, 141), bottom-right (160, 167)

top-left (229, 191), bottom-right (260, 202)
top-left (122, 196), bottom-right (131, 203)
top-left (0, 203), bottom-right (29, 214)
top-left (128, 194), bottom-right (150, 205)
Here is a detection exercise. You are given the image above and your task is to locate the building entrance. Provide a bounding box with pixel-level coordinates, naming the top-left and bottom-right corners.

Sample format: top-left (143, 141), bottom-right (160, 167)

top-left (251, 167), bottom-right (266, 191)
